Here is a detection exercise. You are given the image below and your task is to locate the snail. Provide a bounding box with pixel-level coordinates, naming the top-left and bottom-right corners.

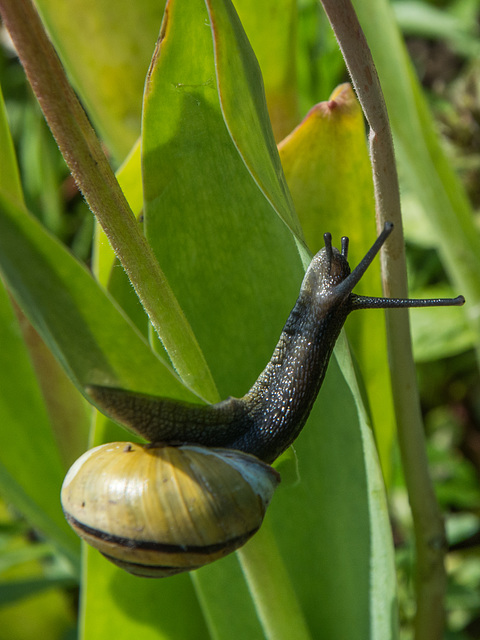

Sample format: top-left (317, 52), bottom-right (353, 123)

top-left (61, 442), bottom-right (279, 577)
top-left (61, 222), bottom-right (464, 577)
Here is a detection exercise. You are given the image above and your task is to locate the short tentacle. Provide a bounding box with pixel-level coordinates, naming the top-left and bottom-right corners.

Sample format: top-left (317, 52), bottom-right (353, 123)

top-left (323, 232), bottom-right (333, 273)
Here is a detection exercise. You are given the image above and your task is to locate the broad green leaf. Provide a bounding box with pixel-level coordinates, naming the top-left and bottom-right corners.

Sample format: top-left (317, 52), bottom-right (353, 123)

top-left (0, 1), bottom-right (398, 637)
top-left (193, 554), bottom-right (274, 639)
top-left (82, 549), bottom-right (209, 640)
top-left (234, 0), bottom-right (300, 140)
top-left (207, 0), bottom-right (304, 241)
top-left (94, 142), bottom-right (151, 338)
top-left (94, 140), bottom-right (143, 289)
top-left (84, 4), bottom-right (308, 639)
top-left (33, 0), bottom-right (166, 160)
top-left (236, 521), bottom-right (311, 639)
top-left (0, 192), bottom-right (197, 404)
top-left (0, 281), bottom-right (79, 564)
top-left (137, 1), bottom-right (396, 638)
top-left (352, 0), bottom-right (480, 354)
top-left (10, 311), bottom-right (91, 469)
top-left (278, 83), bottom-right (395, 481)
top-left (0, 82), bottom-right (84, 563)
top-left (142, 0), bottom-right (303, 398)
top-left (268, 343), bottom-right (398, 639)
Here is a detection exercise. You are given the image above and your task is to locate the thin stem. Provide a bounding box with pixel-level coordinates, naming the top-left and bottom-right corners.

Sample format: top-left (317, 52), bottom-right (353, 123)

top-left (320, 2), bottom-right (447, 638)
top-left (0, 0), bottom-right (218, 402)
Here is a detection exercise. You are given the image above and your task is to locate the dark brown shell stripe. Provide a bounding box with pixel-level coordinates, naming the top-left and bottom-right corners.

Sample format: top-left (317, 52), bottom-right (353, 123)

top-left (65, 512), bottom-right (259, 555)
top-left (101, 554), bottom-right (190, 577)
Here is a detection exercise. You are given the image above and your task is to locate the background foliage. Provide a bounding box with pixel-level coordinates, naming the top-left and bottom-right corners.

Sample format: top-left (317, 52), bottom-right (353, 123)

top-left (0, 0), bottom-right (478, 639)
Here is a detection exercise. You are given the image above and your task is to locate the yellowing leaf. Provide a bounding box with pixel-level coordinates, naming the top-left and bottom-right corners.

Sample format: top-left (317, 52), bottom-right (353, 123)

top-left (279, 83), bottom-right (396, 481)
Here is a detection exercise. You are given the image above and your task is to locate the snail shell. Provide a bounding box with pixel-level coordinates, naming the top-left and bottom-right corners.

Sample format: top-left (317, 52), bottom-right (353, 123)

top-left (61, 442), bottom-right (280, 578)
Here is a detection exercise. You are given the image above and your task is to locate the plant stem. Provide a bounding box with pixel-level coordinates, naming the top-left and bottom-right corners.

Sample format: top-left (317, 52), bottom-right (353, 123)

top-left (0, 0), bottom-right (218, 402)
top-left (320, 2), bottom-right (447, 638)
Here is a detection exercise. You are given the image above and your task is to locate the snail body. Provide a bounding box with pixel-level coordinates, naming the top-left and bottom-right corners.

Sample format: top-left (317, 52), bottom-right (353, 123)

top-left (62, 223), bottom-right (465, 577)
top-left (86, 222), bottom-right (464, 463)
top-left (61, 442), bottom-right (279, 577)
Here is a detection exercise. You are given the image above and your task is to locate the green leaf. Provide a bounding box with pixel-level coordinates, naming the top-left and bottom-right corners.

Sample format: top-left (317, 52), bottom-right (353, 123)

top-left (94, 142), bottom-right (152, 338)
top-left (234, 0), bottom-right (300, 140)
top-left (142, 0), bottom-right (304, 397)
top-left (0, 83), bottom-right (23, 203)
top-left (278, 82), bottom-right (396, 481)
top-left (208, 0), bottom-right (303, 240)
top-left (81, 549), bottom-right (209, 640)
top-left (191, 553), bottom-right (270, 639)
top-left (94, 141), bottom-right (143, 288)
top-left (268, 343), bottom-right (398, 639)
top-left (0, 280), bottom-right (79, 564)
top-left (0, 191), bottom-right (197, 403)
top-left (0, 1), bottom-right (399, 637)
top-left (137, 1), bottom-right (396, 638)
top-left (0, 82), bottom-right (82, 563)
top-left (33, 0), bottom-right (167, 160)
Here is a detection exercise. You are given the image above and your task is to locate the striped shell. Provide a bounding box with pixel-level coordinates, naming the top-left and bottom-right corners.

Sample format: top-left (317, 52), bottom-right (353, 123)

top-left (61, 442), bottom-right (279, 577)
